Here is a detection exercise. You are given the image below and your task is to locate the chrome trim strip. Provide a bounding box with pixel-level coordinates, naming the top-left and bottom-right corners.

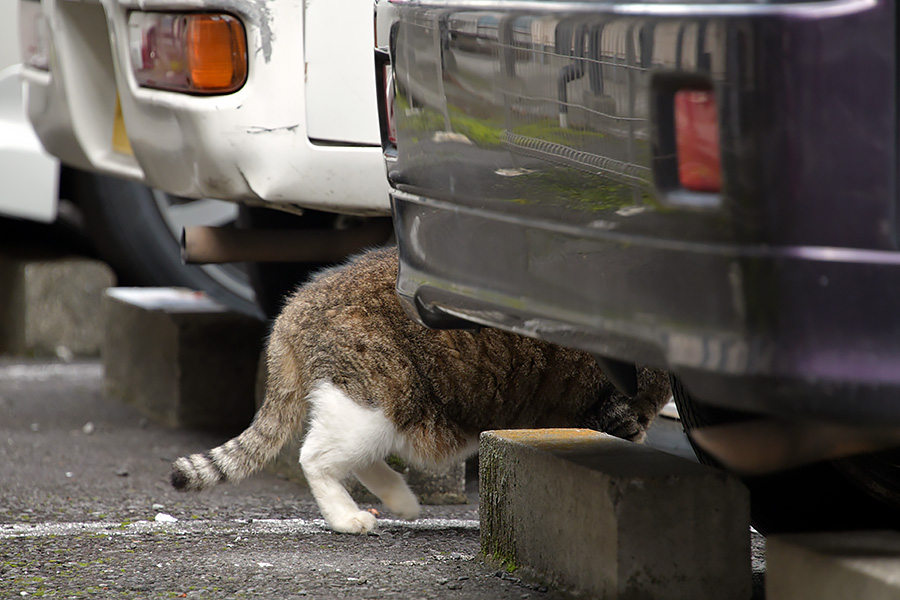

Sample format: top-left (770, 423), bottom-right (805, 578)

top-left (389, 0), bottom-right (877, 18)
top-left (392, 189), bottom-right (900, 264)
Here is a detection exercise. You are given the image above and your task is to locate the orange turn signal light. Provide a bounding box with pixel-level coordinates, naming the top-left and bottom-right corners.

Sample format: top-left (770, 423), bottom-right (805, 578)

top-left (128, 12), bottom-right (247, 95)
top-left (187, 15), bottom-right (247, 91)
top-left (674, 89), bottom-right (722, 193)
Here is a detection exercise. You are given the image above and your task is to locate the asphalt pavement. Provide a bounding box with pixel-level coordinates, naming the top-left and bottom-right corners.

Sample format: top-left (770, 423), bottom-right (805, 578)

top-left (0, 357), bottom-right (766, 599)
top-left (0, 358), bottom-right (556, 599)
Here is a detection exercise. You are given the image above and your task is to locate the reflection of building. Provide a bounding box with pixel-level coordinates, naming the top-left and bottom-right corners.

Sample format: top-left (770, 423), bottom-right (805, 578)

top-left (406, 12), bottom-right (738, 190)
top-left (394, 8), bottom-right (744, 200)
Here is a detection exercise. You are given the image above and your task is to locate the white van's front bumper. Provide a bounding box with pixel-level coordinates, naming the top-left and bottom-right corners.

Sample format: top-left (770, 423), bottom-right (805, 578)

top-left (21, 0), bottom-right (390, 216)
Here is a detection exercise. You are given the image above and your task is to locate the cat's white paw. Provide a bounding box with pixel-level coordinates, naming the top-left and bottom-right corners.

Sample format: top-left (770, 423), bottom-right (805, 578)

top-left (387, 491), bottom-right (421, 521)
top-left (329, 510), bottom-right (378, 535)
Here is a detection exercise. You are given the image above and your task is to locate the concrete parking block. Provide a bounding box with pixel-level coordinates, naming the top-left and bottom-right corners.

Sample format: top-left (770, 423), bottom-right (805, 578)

top-left (0, 255), bottom-right (115, 356)
top-left (253, 356), bottom-right (467, 505)
top-left (103, 287), bottom-right (266, 430)
top-left (480, 428), bottom-right (750, 599)
top-left (767, 531), bottom-right (900, 600)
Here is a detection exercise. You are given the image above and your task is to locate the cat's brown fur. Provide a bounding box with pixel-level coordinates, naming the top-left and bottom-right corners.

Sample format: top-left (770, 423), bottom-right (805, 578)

top-left (172, 246), bottom-right (671, 533)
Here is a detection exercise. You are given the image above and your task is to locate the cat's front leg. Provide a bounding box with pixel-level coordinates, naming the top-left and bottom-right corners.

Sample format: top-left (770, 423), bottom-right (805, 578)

top-left (585, 367), bottom-right (672, 443)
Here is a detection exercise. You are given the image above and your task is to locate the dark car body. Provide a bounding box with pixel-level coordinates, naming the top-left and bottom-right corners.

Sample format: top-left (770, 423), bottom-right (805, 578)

top-left (379, 0), bottom-right (898, 427)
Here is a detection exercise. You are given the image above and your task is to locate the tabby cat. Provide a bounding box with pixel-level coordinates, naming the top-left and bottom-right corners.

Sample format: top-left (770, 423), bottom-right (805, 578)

top-left (171, 246), bottom-right (670, 534)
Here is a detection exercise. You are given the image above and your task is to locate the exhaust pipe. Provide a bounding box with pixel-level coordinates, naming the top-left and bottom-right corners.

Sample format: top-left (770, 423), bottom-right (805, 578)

top-left (181, 220), bottom-right (393, 264)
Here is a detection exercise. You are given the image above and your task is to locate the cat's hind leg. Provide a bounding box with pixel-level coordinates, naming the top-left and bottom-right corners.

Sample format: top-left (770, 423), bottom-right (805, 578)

top-left (299, 381), bottom-right (399, 534)
top-left (354, 460), bottom-right (421, 520)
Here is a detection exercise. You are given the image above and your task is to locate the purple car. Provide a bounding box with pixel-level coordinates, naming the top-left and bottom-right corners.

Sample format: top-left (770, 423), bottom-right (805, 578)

top-left (377, 0), bottom-right (900, 532)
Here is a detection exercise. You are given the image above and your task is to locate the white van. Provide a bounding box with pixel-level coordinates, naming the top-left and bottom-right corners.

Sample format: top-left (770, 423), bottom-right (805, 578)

top-left (16, 0), bottom-right (392, 316)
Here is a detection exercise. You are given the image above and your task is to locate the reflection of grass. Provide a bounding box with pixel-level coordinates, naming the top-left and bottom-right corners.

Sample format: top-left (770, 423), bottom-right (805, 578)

top-left (449, 109), bottom-right (503, 146)
top-left (513, 168), bottom-right (657, 213)
top-left (397, 93), bottom-right (608, 149)
top-left (396, 100), bottom-right (505, 146)
top-left (449, 109), bottom-right (609, 149)
top-left (397, 103), bottom-right (445, 135)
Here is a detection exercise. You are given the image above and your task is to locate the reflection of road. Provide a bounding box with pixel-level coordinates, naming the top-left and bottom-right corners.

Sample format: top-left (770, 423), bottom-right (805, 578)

top-left (398, 27), bottom-right (655, 204)
top-left (432, 21), bottom-right (654, 137)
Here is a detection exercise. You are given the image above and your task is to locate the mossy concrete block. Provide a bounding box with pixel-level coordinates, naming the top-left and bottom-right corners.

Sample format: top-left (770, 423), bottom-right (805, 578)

top-left (103, 287), bottom-right (266, 430)
top-left (254, 354), bottom-right (466, 505)
top-left (767, 531), bottom-right (900, 600)
top-left (0, 256), bottom-right (116, 356)
top-left (480, 428), bottom-right (750, 599)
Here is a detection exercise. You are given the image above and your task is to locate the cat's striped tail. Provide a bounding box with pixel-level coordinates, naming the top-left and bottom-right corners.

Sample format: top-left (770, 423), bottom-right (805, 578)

top-left (170, 349), bottom-right (307, 492)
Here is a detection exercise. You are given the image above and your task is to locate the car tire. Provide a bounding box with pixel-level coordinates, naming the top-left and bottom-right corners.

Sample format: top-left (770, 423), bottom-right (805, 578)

top-left (65, 167), bottom-right (262, 318)
top-left (671, 374), bottom-right (900, 534)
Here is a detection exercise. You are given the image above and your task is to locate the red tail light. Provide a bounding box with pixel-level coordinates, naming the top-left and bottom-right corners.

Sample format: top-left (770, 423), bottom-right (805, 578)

top-left (674, 89), bottom-right (721, 193)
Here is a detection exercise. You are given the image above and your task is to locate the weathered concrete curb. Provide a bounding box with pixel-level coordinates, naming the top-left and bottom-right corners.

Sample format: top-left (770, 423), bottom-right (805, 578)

top-left (767, 531), bottom-right (900, 599)
top-left (0, 255), bottom-right (115, 357)
top-left (253, 354), bottom-right (467, 505)
top-left (480, 429), bottom-right (751, 599)
top-left (103, 287), bottom-right (266, 430)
